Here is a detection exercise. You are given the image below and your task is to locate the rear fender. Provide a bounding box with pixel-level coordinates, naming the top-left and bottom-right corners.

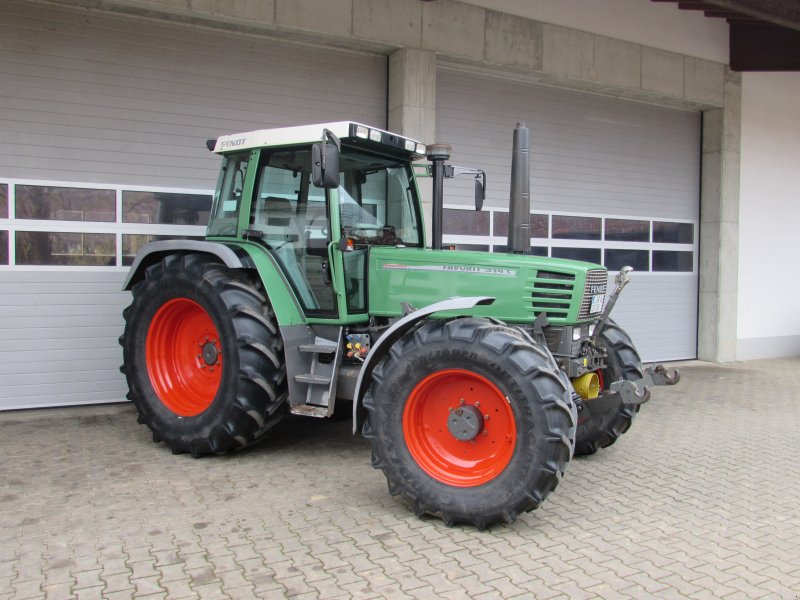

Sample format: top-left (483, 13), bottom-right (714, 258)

top-left (122, 240), bottom-right (247, 291)
top-left (351, 296), bottom-right (494, 434)
top-left (123, 240), bottom-right (306, 327)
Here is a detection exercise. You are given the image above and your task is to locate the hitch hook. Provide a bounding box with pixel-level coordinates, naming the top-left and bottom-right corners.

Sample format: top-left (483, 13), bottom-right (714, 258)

top-left (645, 364), bottom-right (681, 386)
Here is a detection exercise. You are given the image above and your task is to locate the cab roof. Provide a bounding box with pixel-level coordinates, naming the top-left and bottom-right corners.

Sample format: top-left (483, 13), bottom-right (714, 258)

top-left (210, 121), bottom-right (426, 158)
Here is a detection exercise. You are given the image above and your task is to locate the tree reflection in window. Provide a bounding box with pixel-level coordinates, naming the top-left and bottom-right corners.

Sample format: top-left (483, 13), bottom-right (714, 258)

top-left (0, 184), bottom-right (7, 219)
top-left (16, 231), bottom-right (115, 266)
top-left (122, 191), bottom-right (212, 225)
top-left (15, 186), bottom-right (115, 222)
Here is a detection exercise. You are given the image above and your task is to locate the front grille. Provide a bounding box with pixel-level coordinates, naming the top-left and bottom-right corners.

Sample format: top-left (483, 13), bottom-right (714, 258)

top-left (579, 269), bottom-right (609, 319)
top-left (531, 270), bottom-right (575, 319)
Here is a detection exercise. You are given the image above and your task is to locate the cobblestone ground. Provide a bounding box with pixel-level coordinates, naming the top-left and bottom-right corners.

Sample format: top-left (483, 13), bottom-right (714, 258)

top-left (1, 358), bottom-right (799, 599)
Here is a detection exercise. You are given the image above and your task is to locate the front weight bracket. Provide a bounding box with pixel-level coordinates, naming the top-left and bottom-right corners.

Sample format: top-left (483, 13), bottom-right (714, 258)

top-left (609, 378), bottom-right (651, 405)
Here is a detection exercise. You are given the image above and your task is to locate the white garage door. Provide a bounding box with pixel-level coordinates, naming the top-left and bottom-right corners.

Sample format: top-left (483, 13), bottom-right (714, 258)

top-left (437, 68), bottom-right (700, 362)
top-left (0, 2), bottom-right (387, 409)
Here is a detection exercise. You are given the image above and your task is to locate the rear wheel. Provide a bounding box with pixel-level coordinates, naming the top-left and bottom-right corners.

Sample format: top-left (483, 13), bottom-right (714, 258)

top-left (574, 319), bottom-right (643, 456)
top-left (120, 253), bottom-right (287, 456)
top-left (363, 318), bottom-right (576, 528)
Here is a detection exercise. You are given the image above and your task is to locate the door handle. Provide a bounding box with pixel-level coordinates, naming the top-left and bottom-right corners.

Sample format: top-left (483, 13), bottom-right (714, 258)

top-left (322, 260), bottom-right (331, 285)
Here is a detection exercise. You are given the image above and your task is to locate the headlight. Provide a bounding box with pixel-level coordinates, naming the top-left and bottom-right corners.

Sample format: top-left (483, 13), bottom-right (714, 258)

top-left (588, 324), bottom-right (596, 337)
top-left (572, 328), bottom-right (582, 342)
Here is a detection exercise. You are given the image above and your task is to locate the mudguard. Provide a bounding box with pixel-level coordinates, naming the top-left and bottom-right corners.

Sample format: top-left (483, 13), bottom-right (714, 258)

top-left (351, 296), bottom-right (495, 434)
top-left (122, 240), bottom-right (248, 291)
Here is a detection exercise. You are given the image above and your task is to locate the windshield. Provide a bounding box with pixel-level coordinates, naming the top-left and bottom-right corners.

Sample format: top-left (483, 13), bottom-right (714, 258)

top-left (337, 149), bottom-right (422, 247)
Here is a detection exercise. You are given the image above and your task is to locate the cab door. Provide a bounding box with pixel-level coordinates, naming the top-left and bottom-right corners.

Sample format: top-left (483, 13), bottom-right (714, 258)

top-left (250, 150), bottom-right (339, 318)
top-left (330, 160), bottom-right (424, 321)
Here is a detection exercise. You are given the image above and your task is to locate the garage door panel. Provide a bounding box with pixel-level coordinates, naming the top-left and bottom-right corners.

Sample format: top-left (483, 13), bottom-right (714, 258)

top-left (438, 68), bottom-right (699, 361)
top-left (0, 2), bottom-right (386, 409)
top-left (1, 382), bottom-right (128, 408)
top-left (0, 361), bottom-right (122, 378)
top-left (1, 347), bottom-right (122, 366)
top-left (610, 276), bottom-right (698, 361)
top-left (438, 70), bottom-right (699, 221)
top-left (1, 3), bottom-right (386, 188)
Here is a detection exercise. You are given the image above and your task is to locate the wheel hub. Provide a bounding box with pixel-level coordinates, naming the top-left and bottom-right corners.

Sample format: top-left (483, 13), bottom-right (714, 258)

top-left (447, 404), bottom-right (484, 441)
top-left (201, 341), bottom-right (220, 366)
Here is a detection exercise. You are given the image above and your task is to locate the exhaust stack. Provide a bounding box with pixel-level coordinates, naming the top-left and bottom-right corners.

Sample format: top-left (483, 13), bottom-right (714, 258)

top-left (507, 123), bottom-right (531, 254)
top-left (427, 143), bottom-right (452, 250)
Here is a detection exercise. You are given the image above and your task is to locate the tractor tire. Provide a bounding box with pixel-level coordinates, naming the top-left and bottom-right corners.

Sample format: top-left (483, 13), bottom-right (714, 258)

top-left (119, 253), bottom-right (287, 456)
top-left (574, 319), bottom-right (643, 456)
top-left (362, 318), bottom-right (576, 529)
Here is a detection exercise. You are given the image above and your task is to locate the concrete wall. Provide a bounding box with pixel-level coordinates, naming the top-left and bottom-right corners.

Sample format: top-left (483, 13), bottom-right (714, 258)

top-left (460, 0), bottom-right (728, 63)
top-left (737, 73), bottom-right (800, 360)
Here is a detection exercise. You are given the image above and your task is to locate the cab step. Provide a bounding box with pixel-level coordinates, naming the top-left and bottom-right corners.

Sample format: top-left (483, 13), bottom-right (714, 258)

top-left (290, 405), bottom-right (329, 418)
top-left (295, 373), bottom-right (332, 385)
top-left (284, 327), bottom-right (343, 418)
top-left (298, 343), bottom-right (337, 354)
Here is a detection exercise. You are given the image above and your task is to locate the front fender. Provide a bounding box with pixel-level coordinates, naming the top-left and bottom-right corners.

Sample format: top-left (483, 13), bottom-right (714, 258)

top-left (351, 296), bottom-right (495, 434)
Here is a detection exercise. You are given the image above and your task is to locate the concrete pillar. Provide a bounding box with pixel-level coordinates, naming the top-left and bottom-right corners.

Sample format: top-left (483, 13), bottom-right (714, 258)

top-left (698, 68), bottom-right (741, 362)
top-left (388, 48), bottom-right (436, 144)
top-left (388, 48), bottom-right (437, 245)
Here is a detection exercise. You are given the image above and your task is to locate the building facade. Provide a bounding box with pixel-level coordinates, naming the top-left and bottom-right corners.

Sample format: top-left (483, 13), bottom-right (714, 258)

top-left (1, 0), bottom-right (797, 409)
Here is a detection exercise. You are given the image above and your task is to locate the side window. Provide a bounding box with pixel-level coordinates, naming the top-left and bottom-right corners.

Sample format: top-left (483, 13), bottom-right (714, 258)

top-left (344, 167), bottom-right (420, 246)
top-left (208, 153), bottom-right (249, 236)
top-left (252, 165), bottom-right (300, 246)
top-left (387, 168), bottom-right (421, 245)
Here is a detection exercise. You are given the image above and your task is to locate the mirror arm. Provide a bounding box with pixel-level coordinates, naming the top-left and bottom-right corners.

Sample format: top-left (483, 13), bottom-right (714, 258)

top-left (321, 128), bottom-right (342, 172)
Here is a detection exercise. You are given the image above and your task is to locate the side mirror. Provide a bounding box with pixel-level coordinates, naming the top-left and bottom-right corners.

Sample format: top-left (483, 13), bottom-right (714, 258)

top-left (312, 128), bottom-right (342, 189)
top-left (474, 172), bottom-right (486, 211)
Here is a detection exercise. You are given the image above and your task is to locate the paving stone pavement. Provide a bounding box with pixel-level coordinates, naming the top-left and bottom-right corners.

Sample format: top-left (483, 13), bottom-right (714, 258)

top-left (1, 358), bottom-right (799, 599)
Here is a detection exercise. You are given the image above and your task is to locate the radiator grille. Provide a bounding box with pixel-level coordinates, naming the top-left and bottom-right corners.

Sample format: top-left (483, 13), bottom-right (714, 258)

top-left (579, 269), bottom-right (609, 319)
top-left (531, 270), bottom-right (575, 319)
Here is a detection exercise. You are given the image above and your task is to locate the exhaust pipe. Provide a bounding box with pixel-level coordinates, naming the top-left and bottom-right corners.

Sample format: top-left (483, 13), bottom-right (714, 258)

top-left (427, 143), bottom-right (452, 251)
top-left (507, 123), bottom-right (531, 254)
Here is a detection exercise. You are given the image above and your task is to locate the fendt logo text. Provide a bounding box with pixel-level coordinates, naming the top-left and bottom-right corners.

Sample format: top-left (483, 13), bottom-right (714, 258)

top-left (220, 138), bottom-right (246, 149)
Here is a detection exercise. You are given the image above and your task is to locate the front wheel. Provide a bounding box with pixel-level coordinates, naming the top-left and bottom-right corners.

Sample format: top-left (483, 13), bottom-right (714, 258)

top-left (120, 253), bottom-right (287, 456)
top-left (363, 318), bottom-right (576, 528)
top-left (574, 319), bottom-right (643, 456)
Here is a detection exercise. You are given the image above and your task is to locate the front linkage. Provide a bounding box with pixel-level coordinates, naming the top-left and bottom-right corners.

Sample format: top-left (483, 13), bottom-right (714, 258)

top-left (576, 267), bottom-right (680, 413)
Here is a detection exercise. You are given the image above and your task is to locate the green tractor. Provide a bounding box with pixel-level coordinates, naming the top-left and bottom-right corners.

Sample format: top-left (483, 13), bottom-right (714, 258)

top-left (120, 121), bottom-right (678, 528)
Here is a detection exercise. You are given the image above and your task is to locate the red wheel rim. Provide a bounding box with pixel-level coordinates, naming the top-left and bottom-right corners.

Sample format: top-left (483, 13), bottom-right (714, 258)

top-left (403, 369), bottom-right (516, 487)
top-left (146, 298), bottom-right (223, 416)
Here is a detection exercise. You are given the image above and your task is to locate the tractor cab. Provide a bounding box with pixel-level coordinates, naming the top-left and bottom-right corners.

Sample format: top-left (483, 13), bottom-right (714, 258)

top-left (206, 122), bottom-right (426, 322)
